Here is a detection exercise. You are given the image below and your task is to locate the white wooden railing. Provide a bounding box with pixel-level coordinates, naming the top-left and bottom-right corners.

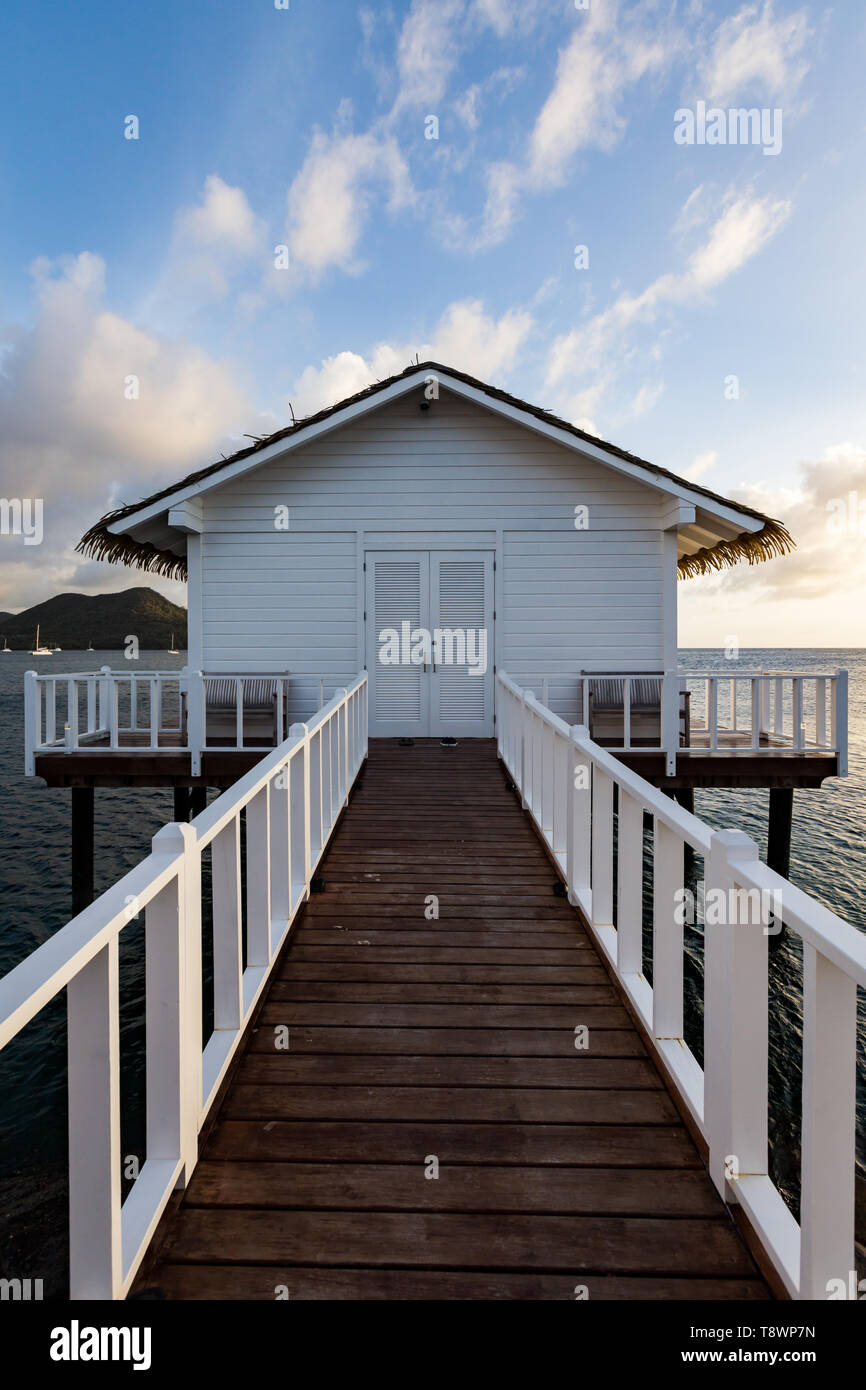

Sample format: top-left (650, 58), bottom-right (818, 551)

top-left (497, 671), bottom-right (864, 1300)
top-left (681, 669), bottom-right (848, 770)
top-left (1, 675), bottom-right (368, 1299)
top-left (24, 668), bottom-right (185, 773)
top-left (23, 669), bottom-right (352, 776)
top-left (527, 668), bottom-right (848, 776)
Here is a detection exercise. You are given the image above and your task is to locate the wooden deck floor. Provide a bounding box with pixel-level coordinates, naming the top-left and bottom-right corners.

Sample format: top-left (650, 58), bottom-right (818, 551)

top-left (136, 738), bottom-right (769, 1301)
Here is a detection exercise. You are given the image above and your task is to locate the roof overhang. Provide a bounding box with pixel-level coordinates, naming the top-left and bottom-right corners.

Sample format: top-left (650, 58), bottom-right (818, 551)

top-left (78, 362), bottom-right (793, 580)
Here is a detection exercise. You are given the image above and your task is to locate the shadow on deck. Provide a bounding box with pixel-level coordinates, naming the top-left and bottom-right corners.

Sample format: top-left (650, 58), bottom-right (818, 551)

top-left (134, 738), bottom-right (769, 1301)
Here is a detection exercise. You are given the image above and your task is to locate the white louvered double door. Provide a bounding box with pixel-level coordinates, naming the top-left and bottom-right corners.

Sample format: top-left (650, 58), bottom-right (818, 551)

top-left (365, 551), bottom-right (494, 737)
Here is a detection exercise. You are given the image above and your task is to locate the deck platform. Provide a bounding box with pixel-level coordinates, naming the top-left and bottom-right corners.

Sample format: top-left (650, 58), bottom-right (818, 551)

top-left (133, 738), bottom-right (770, 1301)
top-left (34, 732), bottom-right (837, 791)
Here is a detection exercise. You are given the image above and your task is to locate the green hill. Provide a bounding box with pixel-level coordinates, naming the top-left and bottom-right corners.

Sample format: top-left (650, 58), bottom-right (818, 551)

top-left (0, 588), bottom-right (187, 651)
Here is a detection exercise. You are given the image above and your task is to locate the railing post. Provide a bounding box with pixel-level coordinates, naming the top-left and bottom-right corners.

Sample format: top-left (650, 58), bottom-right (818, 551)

top-left (835, 669), bottom-right (848, 775)
top-left (65, 678), bottom-right (79, 751)
top-left (652, 818), bottom-right (684, 1039)
top-left (149, 677), bottom-right (159, 750)
top-left (151, 821), bottom-right (201, 1186)
top-left (707, 677), bottom-right (718, 752)
top-left (101, 666), bottom-right (118, 750)
top-left (623, 677), bottom-right (631, 751)
top-left (290, 724), bottom-right (312, 894)
top-left (566, 726), bottom-right (591, 908)
top-left (541, 720), bottom-right (554, 836)
top-left (245, 783), bottom-right (272, 967)
top-left (24, 670), bottom-right (37, 776)
top-left (590, 766), bottom-right (614, 929)
top-left (211, 817), bottom-right (243, 1032)
top-left (67, 936), bottom-right (122, 1299)
top-left (704, 829), bottom-right (768, 1197)
top-left (778, 681), bottom-right (789, 745)
top-left (662, 668), bottom-right (678, 774)
top-left (519, 689), bottom-right (529, 810)
top-left (552, 729), bottom-right (567, 856)
top-left (98, 665), bottom-right (111, 733)
top-left (792, 677), bottom-right (803, 752)
top-left (268, 760), bottom-right (291, 943)
top-left (186, 669), bottom-right (204, 777)
top-left (799, 943), bottom-right (857, 1299)
top-left (616, 789), bottom-right (643, 975)
top-left (362, 676), bottom-right (369, 762)
top-left (46, 678), bottom-right (56, 745)
top-left (334, 688), bottom-right (349, 806)
top-left (815, 677), bottom-right (827, 748)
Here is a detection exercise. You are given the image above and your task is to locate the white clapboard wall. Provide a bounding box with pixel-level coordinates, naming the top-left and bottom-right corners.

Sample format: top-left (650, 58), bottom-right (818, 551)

top-left (199, 388), bottom-right (666, 726)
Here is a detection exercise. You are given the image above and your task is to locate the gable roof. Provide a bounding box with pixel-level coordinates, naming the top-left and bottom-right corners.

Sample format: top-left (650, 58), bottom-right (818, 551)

top-left (77, 360), bottom-right (794, 581)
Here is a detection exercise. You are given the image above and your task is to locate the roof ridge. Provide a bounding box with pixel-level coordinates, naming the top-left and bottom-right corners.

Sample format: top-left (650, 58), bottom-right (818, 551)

top-left (77, 360), bottom-right (794, 581)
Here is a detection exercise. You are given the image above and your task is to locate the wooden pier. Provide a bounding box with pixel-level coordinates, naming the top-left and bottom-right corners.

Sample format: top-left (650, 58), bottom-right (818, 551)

top-left (134, 740), bottom-right (768, 1300)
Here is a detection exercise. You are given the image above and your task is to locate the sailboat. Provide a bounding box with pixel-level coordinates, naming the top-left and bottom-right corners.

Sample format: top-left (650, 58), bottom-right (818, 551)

top-left (1, 637), bottom-right (11, 653)
top-left (168, 633), bottom-right (179, 654)
top-left (52, 642), bottom-right (62, 652)
top-left (87, 640), bottom-right (94, 652)
top-left (30, 625), bottom-right (52, 656)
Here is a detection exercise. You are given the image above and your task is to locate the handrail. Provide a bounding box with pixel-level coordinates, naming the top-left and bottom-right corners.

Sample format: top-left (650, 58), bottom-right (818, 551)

top-left (496, 670), bottom-right (862, 1300)
top-left (1, 674), bottom-right (368, 1298)
top-left (521, 667), bottom-right (848, 773)
top-left (23, 668), bottom-right (355, 776)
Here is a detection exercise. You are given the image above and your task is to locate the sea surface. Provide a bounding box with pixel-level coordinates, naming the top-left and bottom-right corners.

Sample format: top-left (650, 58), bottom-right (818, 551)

top-left (0, 648), bottom-right (863, 1294)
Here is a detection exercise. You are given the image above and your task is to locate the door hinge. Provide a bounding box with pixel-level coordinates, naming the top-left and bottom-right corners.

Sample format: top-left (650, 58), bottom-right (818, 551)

top-left (493, 610), bottom-right (496, 620)
top-left (363, 610), bottom-right (366, 621)
top-left (363, 561), bottom-right (366, 571)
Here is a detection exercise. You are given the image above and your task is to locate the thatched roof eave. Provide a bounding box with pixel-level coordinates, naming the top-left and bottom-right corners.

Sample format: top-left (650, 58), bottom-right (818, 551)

top-left (676, 518), bottom-right (794, 579)
top-left (75, 360), bottom-right (796, 582)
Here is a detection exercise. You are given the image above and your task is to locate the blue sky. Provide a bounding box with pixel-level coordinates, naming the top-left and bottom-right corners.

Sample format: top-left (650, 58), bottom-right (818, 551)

top-left (0, 0), bottom-right (864, 643)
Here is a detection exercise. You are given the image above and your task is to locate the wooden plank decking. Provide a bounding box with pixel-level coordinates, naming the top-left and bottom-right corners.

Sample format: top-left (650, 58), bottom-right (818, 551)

top-left (136, 739), bottom-right (769, 1301)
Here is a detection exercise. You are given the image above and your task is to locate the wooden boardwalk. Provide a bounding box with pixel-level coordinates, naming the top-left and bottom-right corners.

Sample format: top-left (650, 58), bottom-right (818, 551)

top-left (137, 739), bottom-right (769, 1300)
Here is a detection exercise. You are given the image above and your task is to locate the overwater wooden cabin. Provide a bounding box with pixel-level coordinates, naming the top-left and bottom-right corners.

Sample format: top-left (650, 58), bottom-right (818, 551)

top-left (3, 362), bottom-right (861, 1301)
top-left (24, 364), bottom-right (847, 866)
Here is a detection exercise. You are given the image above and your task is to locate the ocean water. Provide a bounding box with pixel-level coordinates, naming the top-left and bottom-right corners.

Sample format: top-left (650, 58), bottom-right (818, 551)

top-left (0, 648), bottom-right (863, 1294)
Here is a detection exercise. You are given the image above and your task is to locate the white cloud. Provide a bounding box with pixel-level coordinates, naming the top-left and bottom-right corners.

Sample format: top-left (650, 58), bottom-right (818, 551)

top-left (454, 84), bottom-right (482, 130)
top-left (680, 443), bottom-right (866, 646)
top-left (290, 298), bottom-right (534, 415)
top-left (546, 191), bottom-right (791, 419)
top-left (468, 4), bottom-right (677, 248)
top-left (287, 124), bottom-right (415, 276)
top-left (630, 382), bottom-right (665, 417)
top-left (699, 1), bottom-right (810, 106)
top-left (528, 7), bottom-right (669, 187)
top-left (470, 0), bottom-right (544, 37)
top-left (144, 175), bottom-right (266, 318)
top-left (673, 184), bottom-right (708, 238)
top-left (175, 174), bottom-right (262, 254)
top-left (684, 449), bottom-right (718, 482)
top-left (391, 0), bottom-right (466, 116)
top-left (454, 68), bottom-right (523, 131)
top-left (0, 254), bottom-right (254, 608)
